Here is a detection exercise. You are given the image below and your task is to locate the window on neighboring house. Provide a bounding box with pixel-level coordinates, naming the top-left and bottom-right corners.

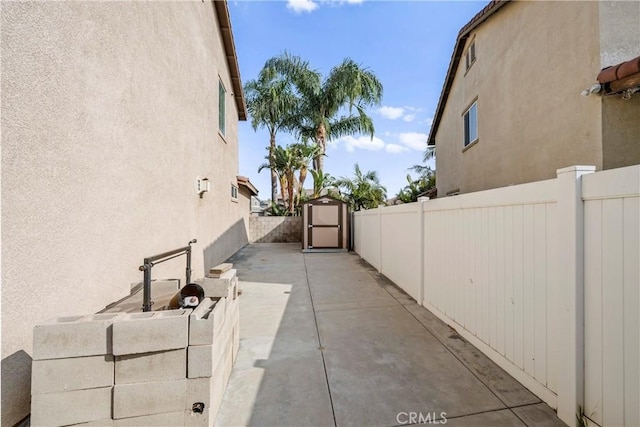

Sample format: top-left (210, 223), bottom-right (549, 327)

top-left (218, 80), bottom-right (226, 136)
top-left (465, 40), bottom-right (476, 71)
top-left (463, 101), bottom-right (478, 147)
top-left (231, 184), bottom-right (238, 201)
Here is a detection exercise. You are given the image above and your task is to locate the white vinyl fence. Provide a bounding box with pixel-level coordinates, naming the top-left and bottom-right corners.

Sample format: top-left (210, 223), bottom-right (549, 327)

top-left (353, 165), bottom-right (640, 427)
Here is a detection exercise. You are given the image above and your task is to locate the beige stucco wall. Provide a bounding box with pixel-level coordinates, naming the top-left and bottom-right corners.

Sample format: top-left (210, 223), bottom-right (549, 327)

top-left (435, 1), bottom-right (604, 195)
top-left (598, 1), bottom-right (640, 67)
top-left (1, 2), bottom-right (246, 424)
top-left (599, 1), bottom-right (640, 170)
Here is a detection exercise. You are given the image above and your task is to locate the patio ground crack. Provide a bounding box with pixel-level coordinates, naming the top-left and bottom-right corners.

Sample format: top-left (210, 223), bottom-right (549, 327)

top-left (302, 253), bottom-right (338, 427)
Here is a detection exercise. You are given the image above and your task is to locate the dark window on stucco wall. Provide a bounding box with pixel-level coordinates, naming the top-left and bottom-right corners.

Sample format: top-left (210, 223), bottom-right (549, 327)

top-left (219, 80), bottom-right (226, 136)
top-left (465, 40), bottom-right (476, 71)
top-left (463, 101), bottom-right (478, 147)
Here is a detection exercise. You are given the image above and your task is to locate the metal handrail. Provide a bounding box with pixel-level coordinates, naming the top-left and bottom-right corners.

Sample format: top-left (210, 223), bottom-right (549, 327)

top-left (138, 239), bottom-right (197, 312)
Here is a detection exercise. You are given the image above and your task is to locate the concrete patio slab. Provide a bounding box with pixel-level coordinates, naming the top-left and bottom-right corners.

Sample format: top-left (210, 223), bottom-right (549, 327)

top-left (443, 409), bottom-right (525, 426)
top-left (317, 305), bottom-right (505, 426)
top-left (314, 299), bottom-right (400, 313)
top-left (403, 303), bottom-right (541, 408)
top-left (215, 349), bottom-right (334, 427)
top-left (511, 403), bottom-right (568, 426)
top-left (215, 243), bottom-right (565, 427)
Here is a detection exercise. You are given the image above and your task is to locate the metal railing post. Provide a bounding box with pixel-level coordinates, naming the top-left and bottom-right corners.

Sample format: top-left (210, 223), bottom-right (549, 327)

top-left (139, 239), bottom-right (197, 312)
top-left (142, 259), bottom-right (152, 312)
top-left (186, 239), bottom-right (196, 285)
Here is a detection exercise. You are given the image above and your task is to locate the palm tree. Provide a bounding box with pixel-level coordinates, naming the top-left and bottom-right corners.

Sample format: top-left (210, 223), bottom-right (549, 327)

top-left (409, 146), bottom-right (435, 178)
top-left (290, 142), bottom-right (320, 206)
top-left (263, 53), bottom-right (383, 174)
top-left (309, 169), bottom-right (337, 198)
top-left (258, 145), bottom-right (299, 214)
top-left (396, 171), bottom-right (435, 203)
top-left (244, 69), bottom-right (298, 203)
top-left (336, 163), bottom-right (387, 211)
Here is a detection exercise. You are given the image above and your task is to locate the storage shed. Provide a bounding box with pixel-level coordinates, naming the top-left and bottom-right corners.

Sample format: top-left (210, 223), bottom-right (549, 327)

top-left (302, 196), bottom-right (349, 251)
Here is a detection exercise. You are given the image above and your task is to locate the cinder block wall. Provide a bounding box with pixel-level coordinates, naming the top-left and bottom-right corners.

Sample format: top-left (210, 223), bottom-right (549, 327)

top-left (249, 217), bottom-right (302, 243)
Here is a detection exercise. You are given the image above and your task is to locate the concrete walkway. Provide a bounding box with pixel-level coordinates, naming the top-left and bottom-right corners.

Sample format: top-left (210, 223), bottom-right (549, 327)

top-left (215, 243), bottom-right (565, 427)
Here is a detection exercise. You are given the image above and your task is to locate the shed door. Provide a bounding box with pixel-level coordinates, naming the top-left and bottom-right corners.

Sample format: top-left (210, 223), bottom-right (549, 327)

top-left (308, 201), bottom-right (342, 248)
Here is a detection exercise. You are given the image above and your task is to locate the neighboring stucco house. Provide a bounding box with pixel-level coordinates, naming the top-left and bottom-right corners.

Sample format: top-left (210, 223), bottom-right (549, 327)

top-left (1, 1), bottom-right (247, 424)
top-left (428, 0), bottom-right (640, 196)
top-left (237, 174), bottom-right (260, 219)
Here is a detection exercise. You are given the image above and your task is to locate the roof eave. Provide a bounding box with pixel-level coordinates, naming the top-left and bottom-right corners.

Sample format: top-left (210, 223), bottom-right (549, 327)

top-left (213, 0), bottom-right (247, 121)
top-left (427, 0), bottom-right (509, 146)
top-left (237, 175), bottom-right (258, 195)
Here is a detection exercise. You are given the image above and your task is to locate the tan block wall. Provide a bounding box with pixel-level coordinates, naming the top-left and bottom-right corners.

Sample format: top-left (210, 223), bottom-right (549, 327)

top-left (250, 217), bottom-right (303, 243)
top-left (435, 1), bottom-right (609, 195)
top-left (1, 2), bottom-right (246, 424)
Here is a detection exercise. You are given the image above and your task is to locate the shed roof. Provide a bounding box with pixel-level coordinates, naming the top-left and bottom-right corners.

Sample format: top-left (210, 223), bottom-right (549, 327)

top-left (304, 195), bottom-right (347, 205)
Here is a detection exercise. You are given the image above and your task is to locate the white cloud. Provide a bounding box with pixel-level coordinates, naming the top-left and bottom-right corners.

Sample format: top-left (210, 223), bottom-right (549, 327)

top-left (397, 132), bottom-right (428, 151)
top-left (378, 106), bottom-right (405, 120)
top-left (379, 106), bottom-right (423, 123)
top-left (335, 134), bottom-right (421, 154)
top-left (340, 135), bottom-right (385, 152)
top-left (385, 144), bottom-right (408, 153)
top-left (287, 0), bottom-right (318, 13)
top-left (287, 0), bottom-right (363, 13)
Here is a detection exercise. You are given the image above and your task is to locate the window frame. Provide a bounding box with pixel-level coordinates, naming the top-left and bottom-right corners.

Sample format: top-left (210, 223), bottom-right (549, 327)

top-left (218, 79), bottom-right (226, 137)
top-left (231, 184), bottom-right (238, 202)
top-left (463, 100), bottom-right (478, 148)
top-left (465, 39), bottom-right (476, 71)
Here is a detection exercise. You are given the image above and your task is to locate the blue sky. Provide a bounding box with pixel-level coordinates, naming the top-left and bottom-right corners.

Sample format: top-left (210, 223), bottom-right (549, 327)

top-left (230, 0), bottom-right (486, 199)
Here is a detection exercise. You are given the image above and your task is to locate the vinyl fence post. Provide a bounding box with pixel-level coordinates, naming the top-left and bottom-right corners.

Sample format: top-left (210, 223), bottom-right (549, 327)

top-left (377, 204), bottom-right (383, 273)
top-left (556, 165), bottom-right (595, 426)
top-left (418, 199), bottom-right (426, 306)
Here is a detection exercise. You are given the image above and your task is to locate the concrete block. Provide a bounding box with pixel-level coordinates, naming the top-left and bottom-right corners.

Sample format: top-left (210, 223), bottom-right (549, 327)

top-left (188, 297), bottom-right (226, 346)
top-left (187, 328), bottom-right (232, 379)
top-left (226, 276), bottom-right (239, 300)
top-left (130, 279), bottom-right (180, 295)
top-left (68, 420), bottom-right (114, 427)
top-left (187, 344), bottom-right (211, 379)
top-left (113, 379), bottom-right (186, 419)
top-left (208, 263), bottom-right (232, 277)
top-left (226, 296), bottom-right (239, 325)
top-left (220, 340), bottom-right (234, 400)
top-left (197, 270), bottom-right (236, 298)
top-left (31, 387), bottom-right (112, 427)
top-left (33, 313), bottom-right (120, 360)
top-left (112, 309), bottom-right (190, 356)
top-left (113, 411), bottom-right (184, 427)
top-left (232, 314), bottom-right (240, 364)
top-left (184, 408), bottom-right (211, 427)
top-left (115, 349), bottom-right (186, 384)
top-left (32, 355), bottom-right (114, 394)
top-left (187, 345), bottom-right (216, 380)
top-left (185, 378), bottom-right (213, 426)
top-left (185, 344), bottom-right (233, 426)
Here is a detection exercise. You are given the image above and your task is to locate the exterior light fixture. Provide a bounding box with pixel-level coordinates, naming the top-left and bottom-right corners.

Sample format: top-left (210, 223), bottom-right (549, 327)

top-left (196, 177), bottom-right (210, 198)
